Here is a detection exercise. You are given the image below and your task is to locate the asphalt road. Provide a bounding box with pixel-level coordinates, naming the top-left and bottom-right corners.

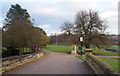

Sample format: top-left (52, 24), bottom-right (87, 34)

top-left (4, 51), bottom-right (94, 74)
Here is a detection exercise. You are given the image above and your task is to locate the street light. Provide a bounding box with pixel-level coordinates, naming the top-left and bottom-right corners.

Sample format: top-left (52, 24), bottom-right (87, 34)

top-left (80, 37), bottom-right (83, 42)
top-left (79, 36), bottom-right (83, 56)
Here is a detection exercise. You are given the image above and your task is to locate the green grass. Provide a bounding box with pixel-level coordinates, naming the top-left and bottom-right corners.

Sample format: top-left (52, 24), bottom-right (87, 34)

top-left (43, 45), bottom-right (89, 53)
top-left (43, 45), bottom-right (119, 56)
top-left (111, 57), bottom-right (120, 60)
top-left (2, 47), bottom-right (32, 53)
top-left (78, 46), bottom-right (119, 56)
top-left (109, 45), bottom-right (120, 49)
top-left (23, 48), bottom-right (32, 53)
top-left (43, 45), bottom-right (72, 53)
top-left (93, 50), bottom-right (119, 56)
top-left (76, 55), bottom-right (85, 61)
top-left (2, 47), bottom-right (7, 50)
top-left (98, 57), bottom-right (120, 73)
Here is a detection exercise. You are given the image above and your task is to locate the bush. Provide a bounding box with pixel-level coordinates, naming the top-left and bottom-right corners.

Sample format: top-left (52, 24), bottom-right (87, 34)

top-left (2, 47), bottom-right (19, 58)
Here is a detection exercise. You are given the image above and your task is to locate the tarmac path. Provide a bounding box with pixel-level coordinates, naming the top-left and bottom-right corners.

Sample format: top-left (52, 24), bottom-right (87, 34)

top-left (4, 51), bottom-right (94, 74)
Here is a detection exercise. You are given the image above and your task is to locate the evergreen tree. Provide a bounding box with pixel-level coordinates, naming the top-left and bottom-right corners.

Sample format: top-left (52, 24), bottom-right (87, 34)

top-left (3, 4), bottom-right (33, 55)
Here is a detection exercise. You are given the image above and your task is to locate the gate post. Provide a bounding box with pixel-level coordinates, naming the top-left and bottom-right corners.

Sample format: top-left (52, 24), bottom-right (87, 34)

top-left (71, 44), bottom-right (77, 54)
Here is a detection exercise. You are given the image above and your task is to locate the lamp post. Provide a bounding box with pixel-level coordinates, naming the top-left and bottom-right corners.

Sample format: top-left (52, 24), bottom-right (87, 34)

top-left (79, 36), bottom-right (83, 56)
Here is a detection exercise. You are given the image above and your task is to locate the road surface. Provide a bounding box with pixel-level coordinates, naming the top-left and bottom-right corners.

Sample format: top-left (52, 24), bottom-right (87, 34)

top-left (4, 51), bottom-right (94, 74)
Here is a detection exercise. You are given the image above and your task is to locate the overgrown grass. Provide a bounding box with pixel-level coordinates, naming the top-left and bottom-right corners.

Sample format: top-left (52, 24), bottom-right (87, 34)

top-left (43, 45), bottom-right (72, 53)
top-left (98, 57), bottom-right (120, 73)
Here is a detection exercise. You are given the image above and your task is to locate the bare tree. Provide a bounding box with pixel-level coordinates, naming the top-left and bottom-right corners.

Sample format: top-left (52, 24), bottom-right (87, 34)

top-left (75, 10), bottom-right (108, 48)
top-left (61, 21), bottom-right (74, 35)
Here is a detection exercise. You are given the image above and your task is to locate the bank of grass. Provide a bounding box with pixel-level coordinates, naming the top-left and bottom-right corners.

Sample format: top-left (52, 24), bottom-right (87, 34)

top-left (43, 45), bottom-right (72, 53)
top-left (98, 57), bottom-right (120, 73)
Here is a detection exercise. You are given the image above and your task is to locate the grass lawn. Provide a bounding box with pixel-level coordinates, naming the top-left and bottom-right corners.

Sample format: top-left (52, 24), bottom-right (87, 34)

top-left (43, 45), bottom-right (72, 53)
top-left (98, 57), bottom-right (120, 73)
top-left (109, 45), bottom-right (120, 49)
top-left (43, 45), bottom-right (119, 56)
top-left (93, 50), bottom-right (119, 56)
top-left (23, 48), bottom-right (32, 53)
top-left (111, 57), bottom-right (120, 60)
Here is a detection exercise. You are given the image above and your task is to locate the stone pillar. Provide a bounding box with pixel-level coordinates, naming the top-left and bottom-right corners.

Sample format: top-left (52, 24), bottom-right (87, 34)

top-left (71, 44), bottom-right (77, 54)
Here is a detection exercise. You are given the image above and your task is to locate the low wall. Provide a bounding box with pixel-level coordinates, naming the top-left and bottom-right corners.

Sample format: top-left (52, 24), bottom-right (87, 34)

top-left (1, 51), bottom-right (46, 73)
top-left (85, 54), bottom-right (119, 75)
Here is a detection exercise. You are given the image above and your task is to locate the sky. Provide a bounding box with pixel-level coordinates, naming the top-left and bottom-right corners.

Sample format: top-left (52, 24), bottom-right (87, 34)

top-left (0, 0), bottom-right (119, 36)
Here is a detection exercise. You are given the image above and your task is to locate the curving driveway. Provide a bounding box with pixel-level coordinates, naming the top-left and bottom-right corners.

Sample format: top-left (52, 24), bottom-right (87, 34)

top-left (4, 51), bottom-right (94, 74)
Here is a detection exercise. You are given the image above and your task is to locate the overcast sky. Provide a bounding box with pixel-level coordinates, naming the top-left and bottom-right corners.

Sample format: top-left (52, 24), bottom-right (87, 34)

top-left (0, 0), bottom-right (119, 36)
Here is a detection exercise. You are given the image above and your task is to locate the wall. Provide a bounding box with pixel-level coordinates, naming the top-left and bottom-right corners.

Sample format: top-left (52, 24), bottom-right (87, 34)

top-left (1, 51), bottom-right (46, 74)
top-left (85, 54), bottom-right (119, 75)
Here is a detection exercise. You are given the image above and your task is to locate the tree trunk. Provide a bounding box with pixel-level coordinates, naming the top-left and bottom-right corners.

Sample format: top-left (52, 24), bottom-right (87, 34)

top-left (32, 46), bottom-right (35, 53)
top-left (19, 48), bottom-right (22, 55)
